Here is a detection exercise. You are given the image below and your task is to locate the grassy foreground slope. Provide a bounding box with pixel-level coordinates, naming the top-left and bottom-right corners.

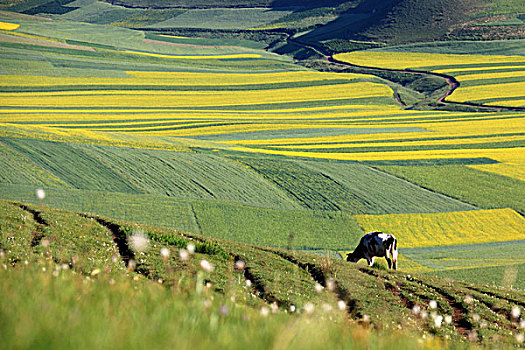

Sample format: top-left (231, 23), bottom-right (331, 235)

top-left (2, 199), bottom-right (525, 348)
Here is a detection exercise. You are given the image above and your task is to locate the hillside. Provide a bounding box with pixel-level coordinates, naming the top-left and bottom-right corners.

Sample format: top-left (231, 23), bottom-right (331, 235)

top-left (2, 199), bottom-right (525, 348)
top-left (2, 0), bottom-right (523, 50)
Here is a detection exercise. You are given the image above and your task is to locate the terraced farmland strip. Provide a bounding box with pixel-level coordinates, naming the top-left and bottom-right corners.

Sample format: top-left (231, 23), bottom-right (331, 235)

top-left (433, 264), bottom-right (525, 292)
top-left (354, 208), bottom-right (525, 248)
top-left (266, 140), bottom-right (524, 153)
top-left (299, 160), bottom-right (474, 214)
top-left (0, 141), bottom-right (66, 187)
top-left (0, 184), bottom-right (201, 233)
top-left (402, 240), bottom-right (525, 270)
top-left (78, 144), bottom-right (297, 209)
top-left (1, 138), bottom-right (140, 193)
top-left (334, 51), bottom-right (525, 71)
top-left (192, 201), bottom-right (364, 250)
top-left (379, 165), bottom-right (525, 213)
top-left (0, 79), bottom-right (363, 93)
top-left (0, 82), bottom-right (394, 108)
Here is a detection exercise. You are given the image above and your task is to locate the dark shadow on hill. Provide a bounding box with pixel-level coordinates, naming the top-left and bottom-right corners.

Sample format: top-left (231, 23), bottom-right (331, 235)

top-left (291, 0), bottom-right (488, 48)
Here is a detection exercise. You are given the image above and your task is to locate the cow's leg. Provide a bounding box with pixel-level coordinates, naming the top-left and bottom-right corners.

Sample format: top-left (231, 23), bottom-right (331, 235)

top-left (385, 257), bottom-right (392, 269)
top-left (367, 256), bottom-right (375, 267)
top-left (392, 259), bottom-right (397, 270)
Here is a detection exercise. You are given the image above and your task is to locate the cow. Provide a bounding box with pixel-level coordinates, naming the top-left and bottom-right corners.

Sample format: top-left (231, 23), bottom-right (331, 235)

top-left (346, 231), bottom-right (398, 270)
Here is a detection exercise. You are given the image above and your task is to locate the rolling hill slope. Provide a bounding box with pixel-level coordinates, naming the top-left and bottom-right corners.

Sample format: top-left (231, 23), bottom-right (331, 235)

top-left (1, 200), bottom-right (525, 348)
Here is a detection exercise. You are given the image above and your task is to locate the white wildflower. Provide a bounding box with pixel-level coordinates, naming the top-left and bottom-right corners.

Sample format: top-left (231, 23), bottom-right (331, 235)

top-left (260, 306), bottom-right (270, 317)
top-left (187, 243), bottom-right (196, 254)
top-left (128, 229), bottom-right (149, 253)
top-left (270, 302), bottom-right (279, 313)
top-left (199, 259), bottom-right (214, 272)
top-left (412, 305), bottom-right (421, 315)
top-left (160, 247), bottom-right (170, 260)
top-left (179, 249), bottom-right (189, 261)
top-left (41, 238), bottom-right (50, 248)
top-left (234, 259), bottom-right (246, 271)
top-left (516, 333), bottom-right (524, 344)
top-left (337, 300), bottom-right (346, 311)
top-left (512, 306), bottom-right (521, 319)
top-left (464, 295), bottom-right (473, 304)
top-left (326, 278), bottom-right (336, 292)
top-left (429, 300), bottom-right (437, 309)
top-left (304, 302), bottom-right (315, 314)
top-left (433, 315), bottom-right (443, 328)
top-left (245, 279), bottom-right (252, 287)
top-left (314, 282), bottom-right (324, 293)
top-left (444, 315), bottom-right (453, 325)
top-left (35, 188), bottom-right (46, 200)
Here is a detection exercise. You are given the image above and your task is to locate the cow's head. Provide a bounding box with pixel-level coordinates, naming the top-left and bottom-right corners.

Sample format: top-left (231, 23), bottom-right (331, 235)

top-left (346, 252), bottom-right (360, 263)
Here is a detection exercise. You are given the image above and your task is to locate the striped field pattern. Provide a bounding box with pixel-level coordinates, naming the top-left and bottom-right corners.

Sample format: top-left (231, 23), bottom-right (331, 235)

top-left (334, 51), bottom-right (525, 107)
top-left (0, 14), bottom-right (524, 288)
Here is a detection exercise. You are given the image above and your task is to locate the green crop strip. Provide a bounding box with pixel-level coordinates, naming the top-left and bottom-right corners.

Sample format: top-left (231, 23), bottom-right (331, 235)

top-left (0, 79), bottom-right (361, 93)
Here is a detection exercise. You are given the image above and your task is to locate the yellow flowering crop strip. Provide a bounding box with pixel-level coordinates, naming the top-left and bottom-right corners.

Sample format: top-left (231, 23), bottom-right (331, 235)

top-left (434, 65), bottom-right (525, 74)
top-left (0, 123), bottom-right (191, 152)
top-left (122, 50), bottom-right (262, 60)
top-left (270, 134), bottom-right (525, 150)
top-left (0, 22), bottom-right (20, 31)
top-left (449, 82), bottom-right (525, 103)
top-left (334, 51), bottom-right (525, 107)
top-left (491, 99), bottom-right (525, 107)
top-left (229, 145), bottom-right (524, 162)
top-left (353, 208), bottom-right (525, 248)
top-left (0, 82), bottom-right (393, 108)
top-left (334, 51), bottom-right (525, 70)
top-left (125, 70), bottom-right (375, 85)
top-left (452, 70), bottom-right (525, 81)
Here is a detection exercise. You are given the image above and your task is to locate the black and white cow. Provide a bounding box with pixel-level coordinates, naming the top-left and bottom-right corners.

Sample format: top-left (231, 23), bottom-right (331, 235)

top-left (346, 231), bottom-right (398, 270)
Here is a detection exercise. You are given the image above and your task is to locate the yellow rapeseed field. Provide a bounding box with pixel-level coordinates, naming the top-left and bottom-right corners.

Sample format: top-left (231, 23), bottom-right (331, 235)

top-left (270, 134), bottom-right (525, 150)
top-left (0, 22), bottom-right (20, 31)
top-left (334, 51), bottom-right (525, 70)
top-left (449, 82), bottom-right (525, 103)
top-left (334, 51), bottom-right (525, 107)
top-left (434, 65), bottom-right (525, 74)
top-left (0, 82), bottom-right (393, 108)
top-left (353, 208), bottom-right (525, 248)
top-left (125, 70), bottom-right (376, 85)
top-left (454, 70), bottom-right (525, 81)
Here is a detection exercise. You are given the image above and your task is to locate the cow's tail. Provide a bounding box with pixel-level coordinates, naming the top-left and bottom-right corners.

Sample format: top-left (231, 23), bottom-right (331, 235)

top-left (387, 236), bottom-right (398, 270)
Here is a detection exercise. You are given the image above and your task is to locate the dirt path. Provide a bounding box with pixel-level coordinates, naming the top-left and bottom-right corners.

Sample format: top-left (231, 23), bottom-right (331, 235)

top-left (288, 37), bottom-right (525, 112)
